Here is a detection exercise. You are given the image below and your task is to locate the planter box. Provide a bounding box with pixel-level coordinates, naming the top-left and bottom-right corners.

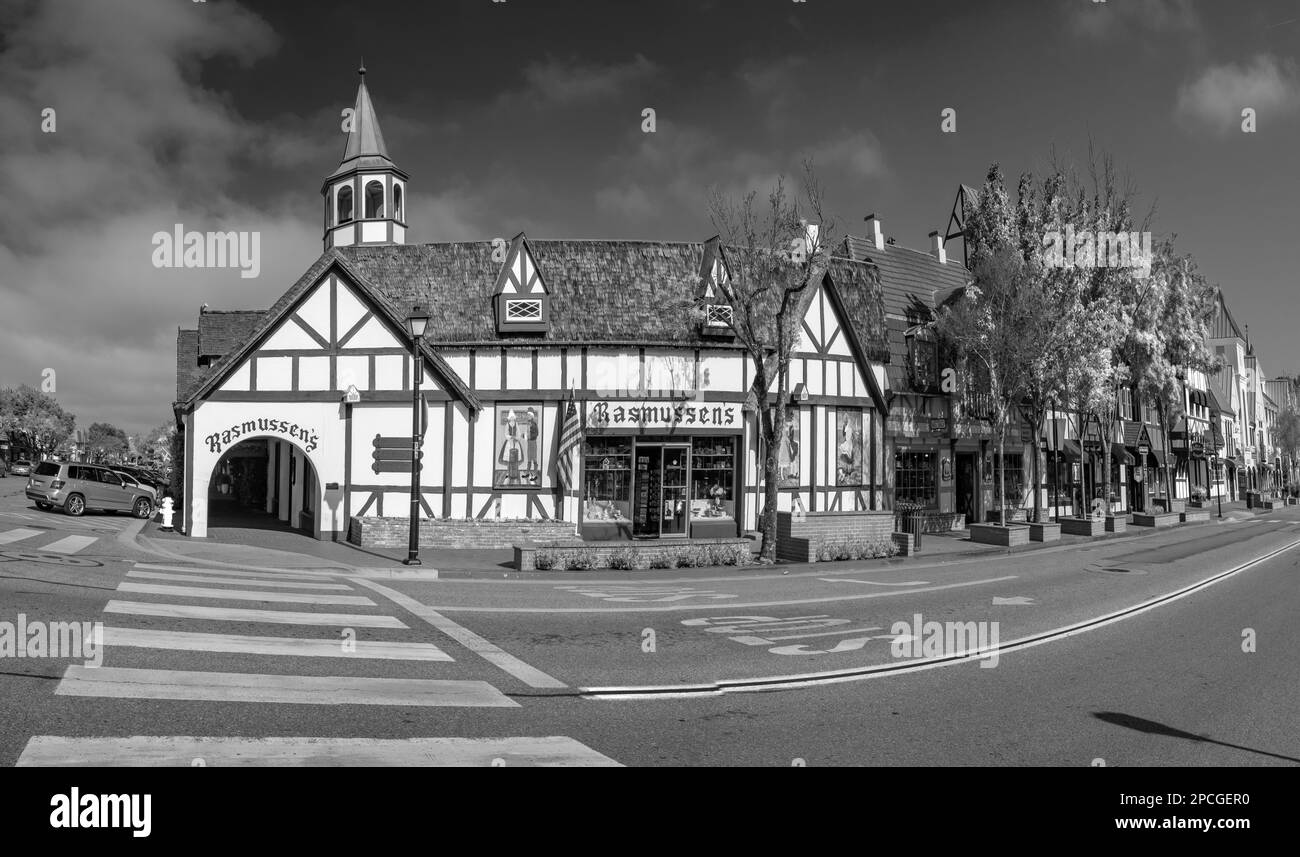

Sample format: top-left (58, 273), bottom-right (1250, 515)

top-left (1180, 509), bottom-right (1210, 523)
top-left (1104, 515), bottom-right (1126, 533)
top-left (1131, 512), bottom-right (1180, 528)
top-left (1028, 522), bottom-right (1061, 542)
top-left (891, 531), bottom-right (917, 557)
top-left (1260, 499), bottom-right (1280, 511)
top-left (514, 537), bottom-right (754, 571)
top-left (985, 509), bottom-right (1028, 524)
top-left (968, 523), bottom-right (1030, 547)
top-left (1153, 498), bottom-right (1186, 514)
top-left (1060, 517), bottom-right (1105, 537)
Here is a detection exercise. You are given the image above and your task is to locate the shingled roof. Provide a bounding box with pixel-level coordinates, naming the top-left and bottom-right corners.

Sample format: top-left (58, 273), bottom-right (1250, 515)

top-left (842, 235), bottom-right (970, 320)
top-left (337, 240), bottom-right (889, 361)
top-left (175, 329), bottom-right (204, 402)
top-left (198, 310), bottom-right (266, 359)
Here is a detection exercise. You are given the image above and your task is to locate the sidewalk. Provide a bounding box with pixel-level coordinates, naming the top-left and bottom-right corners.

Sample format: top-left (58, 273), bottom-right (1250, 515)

top-left (126, 499), bottom-right (1278, 578)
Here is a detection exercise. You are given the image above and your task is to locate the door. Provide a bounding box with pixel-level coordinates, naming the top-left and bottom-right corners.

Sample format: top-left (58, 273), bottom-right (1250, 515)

top-left (661, 445), bottom-right (689, 536)
top-left (94, 468), bottom-right (131, 510)
top-left (956, 453), bottom-right (976, 527)
top-left (632, 446), bottom-right (662, 537)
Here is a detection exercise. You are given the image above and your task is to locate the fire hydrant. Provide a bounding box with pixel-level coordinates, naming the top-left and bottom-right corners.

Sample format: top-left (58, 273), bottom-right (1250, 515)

top-left (159, 497), bottom-right (175, 531)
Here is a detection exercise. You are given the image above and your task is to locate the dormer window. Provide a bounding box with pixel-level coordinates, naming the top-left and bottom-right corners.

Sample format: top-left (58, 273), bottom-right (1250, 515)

top-left (705, 303), bottom-right (733, 327)
top-left (505, 298), bottom-right (542, 322)
top-left (364, 180), bottom-right (384, 218)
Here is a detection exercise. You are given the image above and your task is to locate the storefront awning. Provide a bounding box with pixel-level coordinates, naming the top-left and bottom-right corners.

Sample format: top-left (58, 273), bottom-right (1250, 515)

top-left (1055, 439), bottom-right (1083, 460)
top-left (1111, 445), bottom-right (1135, 466)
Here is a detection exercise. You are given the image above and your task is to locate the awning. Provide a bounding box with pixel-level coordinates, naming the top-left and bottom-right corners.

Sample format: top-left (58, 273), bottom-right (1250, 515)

top-left (1111, 445), bottom-right (1135, 465)
top-left (1055, 439), bottom-right (1083, 460)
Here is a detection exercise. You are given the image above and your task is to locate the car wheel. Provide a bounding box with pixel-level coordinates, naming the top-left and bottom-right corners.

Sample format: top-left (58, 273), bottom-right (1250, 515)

top-left (64, 494), bottom-right (86, 516)
top-left (133, 497), bottom-right (154, 519)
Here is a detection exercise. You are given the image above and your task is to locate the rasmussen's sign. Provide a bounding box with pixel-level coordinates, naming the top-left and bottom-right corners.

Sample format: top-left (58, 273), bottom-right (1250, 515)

top-left (206, 419), bottom-right (319, 455)
top-left (587, 400), bottom-right (740, 431)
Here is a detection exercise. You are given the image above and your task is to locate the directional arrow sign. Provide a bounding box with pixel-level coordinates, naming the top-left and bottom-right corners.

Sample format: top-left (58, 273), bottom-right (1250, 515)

top-left (992, 596), bottom-right (1035, 605)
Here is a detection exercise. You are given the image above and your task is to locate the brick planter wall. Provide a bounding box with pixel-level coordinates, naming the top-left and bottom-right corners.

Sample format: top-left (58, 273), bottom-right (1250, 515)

top-left (776, 510), bottom-right (897, 563)
top-left (349, 516), bottom-right (574, 549)
top-left (514, 538), bottom-right (753, 572)
top-left (1028, 522), bottom-right (1061, 542)
top-left (1104, 516), bottom-right (1126, 533)
top-left (1180, 509), bottom-right (1210, 523)
top-left (1060, 517), bottom-right (1105, 537)
top-left (1131, 512), bottom-right (1180, 528)
top-left (968, 523), bottom-right (1030, 546)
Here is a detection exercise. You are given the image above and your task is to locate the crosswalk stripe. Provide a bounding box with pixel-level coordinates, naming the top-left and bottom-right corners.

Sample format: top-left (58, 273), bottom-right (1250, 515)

top-left (105, 600), bottom-right (406, 628)
top-left (16, 735), bottom-right (620, 766)
top-left (97, 626), bottom-right (451, 661)
top-left (0, 528), bottom-right (43, 544)
top-left (126, 570), bottom-right (353, 591)
top-left (40, 535), bottom-right (99, 554)
top-left (116, 582), bottom-right (375, 606)
top-left (133, 563), bottom-right (328, 581)
top-left (54, 666), bottom-right (517, 707)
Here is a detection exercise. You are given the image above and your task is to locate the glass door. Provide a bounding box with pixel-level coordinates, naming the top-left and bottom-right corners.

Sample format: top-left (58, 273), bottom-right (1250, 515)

top-left (661, 445), bottom-right (689, 536)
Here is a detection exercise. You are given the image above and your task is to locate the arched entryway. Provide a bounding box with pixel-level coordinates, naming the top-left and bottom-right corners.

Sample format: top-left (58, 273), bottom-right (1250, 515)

top-left (207, 437), bottom-right (321, 534)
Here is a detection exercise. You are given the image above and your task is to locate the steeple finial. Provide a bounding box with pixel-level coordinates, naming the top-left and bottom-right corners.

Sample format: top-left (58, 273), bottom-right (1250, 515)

top-left (359, 57), bottom-right (366, 76)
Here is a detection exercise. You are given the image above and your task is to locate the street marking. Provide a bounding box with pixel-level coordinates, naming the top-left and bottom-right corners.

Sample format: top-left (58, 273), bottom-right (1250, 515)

top-left (353, 579), bottom-right (567, 689)
top-left (41, 535), bottom-right (98, 554)
top-left (132, 563), bottom-right (331, 581)
top-left (105, 601), bottom-right (407, 628)
top-left (98, 626), bottom-right (451, 661)
top-left (991, 596), bottom-right (1035, 605)
top-left (435, 575), bottom-right (1019, 613)
top-left (556, 584), bottom-right (737, 602)
top-left (126, 570), bottom-right (353, 590)
top-left (17, 736), bottom-right (620, 767)
top-left (115, 582), bottom-right (375, 606)
top-left (0, 528), bottom-right (42, 545)
top-left (818, 577), bottom-right (929, 586)
top-left (766, 626), bottom-right (885, 641)
top-left (55, 666), bottom-right (517, 707)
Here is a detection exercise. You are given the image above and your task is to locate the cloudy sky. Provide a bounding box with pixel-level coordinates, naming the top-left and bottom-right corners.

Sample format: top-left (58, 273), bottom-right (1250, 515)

top-left (0, 0), bottom-right (1297, 436)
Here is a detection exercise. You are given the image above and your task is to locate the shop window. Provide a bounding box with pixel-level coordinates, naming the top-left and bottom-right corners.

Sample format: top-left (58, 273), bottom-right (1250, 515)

top-left (690, 438), bottom-right (735, 520)
top-left (776, 410), bottom-right (800, 488)
top-left (895, 451), bottom-right (937, 508)
top-left (584, 438), bottom-right (632, 522)
top-left (364, 180), bottom-right (384, 218)
top-left (992, 452), bottom-right (1025, 507)
top-left (337, 186), bottom-right (353, 224)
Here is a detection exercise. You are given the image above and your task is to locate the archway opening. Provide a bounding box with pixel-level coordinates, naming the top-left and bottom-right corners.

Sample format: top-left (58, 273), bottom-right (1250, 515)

top-left (207, 437), bottom-right (319, 534)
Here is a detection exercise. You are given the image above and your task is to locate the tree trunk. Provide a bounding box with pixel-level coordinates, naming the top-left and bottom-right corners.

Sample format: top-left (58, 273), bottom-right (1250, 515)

top-left (1030, 407), bottom-right (1046, 524)
top-left (998, 425), bottom-right (1007, 527)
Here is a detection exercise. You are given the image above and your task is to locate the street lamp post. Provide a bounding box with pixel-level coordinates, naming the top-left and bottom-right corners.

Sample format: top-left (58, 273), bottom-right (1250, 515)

top-left (403, 305), bottom-right (431, 566)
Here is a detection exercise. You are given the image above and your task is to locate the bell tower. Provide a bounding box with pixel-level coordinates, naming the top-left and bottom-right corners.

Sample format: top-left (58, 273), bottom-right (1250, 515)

top-left (322, 64), bottom-right (409, 249)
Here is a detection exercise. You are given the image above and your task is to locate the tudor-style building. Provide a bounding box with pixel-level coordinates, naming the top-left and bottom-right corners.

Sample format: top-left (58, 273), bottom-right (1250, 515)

top-left (173, 70), bottom-right (891, 544)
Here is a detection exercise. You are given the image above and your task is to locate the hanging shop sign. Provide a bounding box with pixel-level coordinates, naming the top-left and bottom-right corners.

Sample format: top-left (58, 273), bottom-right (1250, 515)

top-left (205, 418), bottom-right (319, 455)
top-left (586, 400), bottom-right (741, 432)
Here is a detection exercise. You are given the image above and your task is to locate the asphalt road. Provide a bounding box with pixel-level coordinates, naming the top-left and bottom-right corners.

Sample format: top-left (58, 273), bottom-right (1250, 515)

top-left (1, 473), bottom-right (1297, 766)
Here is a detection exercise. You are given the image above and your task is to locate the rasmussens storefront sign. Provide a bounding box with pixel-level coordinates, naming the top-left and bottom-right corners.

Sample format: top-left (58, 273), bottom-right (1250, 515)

top-left (205, 419), bottom-right (319, 455)
top-left (586, 400), bottom-right (740, 431)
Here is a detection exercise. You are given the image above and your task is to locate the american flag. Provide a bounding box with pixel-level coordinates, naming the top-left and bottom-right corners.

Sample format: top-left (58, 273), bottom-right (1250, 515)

top-left (557, 394), bottom-right (582, 491)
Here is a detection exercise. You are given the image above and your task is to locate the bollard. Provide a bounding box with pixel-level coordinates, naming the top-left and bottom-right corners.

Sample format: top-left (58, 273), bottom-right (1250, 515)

top-left (159, 497), bottom-right (175, 532)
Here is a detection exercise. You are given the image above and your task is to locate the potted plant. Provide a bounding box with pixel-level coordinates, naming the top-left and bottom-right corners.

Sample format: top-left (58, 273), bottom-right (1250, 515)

top-left (1188, 485), bottom-right (1206, 508)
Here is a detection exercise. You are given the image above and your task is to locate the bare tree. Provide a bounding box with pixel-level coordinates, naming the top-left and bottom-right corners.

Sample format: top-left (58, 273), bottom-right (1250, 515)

top-left (703, 165), bottom-right (836, 561)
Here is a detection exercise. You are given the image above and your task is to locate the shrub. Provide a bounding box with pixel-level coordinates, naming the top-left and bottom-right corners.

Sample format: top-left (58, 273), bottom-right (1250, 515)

top-left (649, 554), bottom-right (672, 569)
top-left (565, 551), bottom-right (595, 571)
top-left (675, 549), bottom-right (695, 568)
top-left (608, 547), bottom-right (637, 571)
top-left (688, 545), bottom-right (712, 567)
top-left (816, 536), bottom-right (897, 563)
top-left (533, 549), bottom-right (557, 571)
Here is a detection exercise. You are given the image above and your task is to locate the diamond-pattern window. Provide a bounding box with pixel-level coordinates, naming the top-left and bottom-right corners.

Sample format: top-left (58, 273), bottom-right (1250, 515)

top-left (505, 299), bottom-right (542, 321)
top-left (705, 303), bottom-right (733, 326)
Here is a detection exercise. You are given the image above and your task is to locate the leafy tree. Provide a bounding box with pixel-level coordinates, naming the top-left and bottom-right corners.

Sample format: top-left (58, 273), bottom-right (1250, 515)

top-left (701, 166), bottom-right (837, 561)
top-left (86, 422), bottom-right (129, 464)
top-left (1276, 407), bottom-right (1300, 487)
top-left (0, 385), bottom-right (77, 458)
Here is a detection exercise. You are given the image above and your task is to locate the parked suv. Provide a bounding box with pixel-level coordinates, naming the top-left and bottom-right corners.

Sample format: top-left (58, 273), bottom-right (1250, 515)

top-left (26, 461), bottom-right (155, 518)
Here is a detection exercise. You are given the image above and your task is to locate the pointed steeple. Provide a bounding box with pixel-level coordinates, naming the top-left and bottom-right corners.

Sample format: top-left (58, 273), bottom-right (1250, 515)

top-left (321, 64), bottom-right (409, 250)
top-left (331, 62), bottom-right (395, 179)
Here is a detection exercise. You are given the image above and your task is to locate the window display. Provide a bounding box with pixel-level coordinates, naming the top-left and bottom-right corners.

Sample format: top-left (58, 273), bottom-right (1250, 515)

top-left (583, 438), bottom-right (632, 522)
top-left (690, 437), bottom-right (735, 520)
top-left (895, 450), bottom-right (937, 508)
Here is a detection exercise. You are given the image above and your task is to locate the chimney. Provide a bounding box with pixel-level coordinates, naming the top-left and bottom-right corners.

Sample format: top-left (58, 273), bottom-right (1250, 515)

top-left (864, 213), bottom-right (884, 250)
top-left (929, 230), bottom-right (947, 264)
